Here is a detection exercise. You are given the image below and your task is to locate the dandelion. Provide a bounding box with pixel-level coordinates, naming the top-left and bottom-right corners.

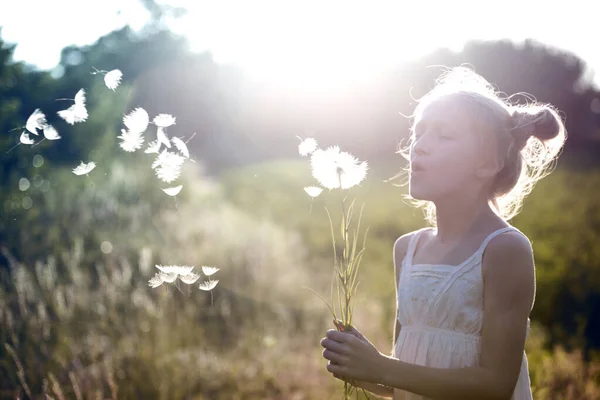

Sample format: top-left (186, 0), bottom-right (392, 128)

top-left (72, 161), bottom-right (96, 176)
top-left (57, 89), bottom-right (88, 125)
top-left (310, 146), bottom-right (368, 189)
top-left (297, 136), bottom-right (318, 156)
top-left (123, 107), bottom-right (149, 134)
top-left (299, 141), bottom-right (370, 400)
top-left (117, 129), bottom-right (145, 152)
top-left (201, 266), bottom-right (220, 276)
top-left (26, 109), bottom-right (47, 135)
top-left (104, 69), bottom-right (122, 91)
top-left (153, 114), bottom-right (176, 128)
top-left (162, 185), bottom-right (182, 196)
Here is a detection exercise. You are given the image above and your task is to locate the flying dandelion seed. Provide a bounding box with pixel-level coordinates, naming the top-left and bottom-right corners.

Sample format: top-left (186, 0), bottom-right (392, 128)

top-left (171, 137), bottom-right (189, 158)
top-left (297, 136), bottom-right (318, 156)
top-left (148, 273), bottom-right (164, 288)
top-left (155, 264), bottom-right (194, 276)
top-left (72, 161), bottom-right (96, 186)
top-left (72, 161), bottom-right (96, 176)
top-left (42, 125), bottom-right (61, 140)
top-left (304, 186), bottom-right (323, 197)
top-left (26, 109), bottom-right (47, 135)
top-left (152, 150), bottom-right (185, 183)
top-left (303, 186), bottom-right (323, 213)
top-left (145, 140), bottom-right (161, 154)
top-left (153, 114), bottom-right (176, 128)
top-left (201, 266), bottom-right (220, 276)
top-left (310, 146), bottom-right (368, 189)
top-left (179, 272), bottom-right (201, 284)
top-left (199, 279), bottom-right (219, 305)
top-left (158, 271), bottom-right (178, 283)
top-left (104, 69), bottom-right (122, 91)
top-left (19, 131), bottom-right (35, 145)
top-left (156, 126), bottom-right (171, 149)
top-left (123, 107), bottom-right (149, 134)
top-left (32, 124), bottom-right (61, 148)
top-left (57, 89), bottom-right (88, 125)
top-left (117, 129), bottom-right (145, 152)
top-left (162, 185), bottom-right (182, 196)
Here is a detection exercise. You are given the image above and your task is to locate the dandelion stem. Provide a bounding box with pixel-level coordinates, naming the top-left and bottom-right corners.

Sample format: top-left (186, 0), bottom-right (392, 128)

top-left (31, 138), bottom-right (46, 148)
top-left (5, 142), bottom-right (20, 155)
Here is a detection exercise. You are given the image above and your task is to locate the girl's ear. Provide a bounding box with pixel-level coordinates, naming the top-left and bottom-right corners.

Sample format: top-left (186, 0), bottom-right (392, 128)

top-left (476, 156), bottom-right (504, 179)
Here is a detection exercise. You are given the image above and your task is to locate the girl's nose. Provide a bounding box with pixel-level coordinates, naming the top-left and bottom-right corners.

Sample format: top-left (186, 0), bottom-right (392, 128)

top-left (412, 135), bottom-right (430, 156)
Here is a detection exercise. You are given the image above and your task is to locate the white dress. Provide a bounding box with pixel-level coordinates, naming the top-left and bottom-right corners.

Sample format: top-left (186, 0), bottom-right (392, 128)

top-left (393, 226), bottom-right (533, 400)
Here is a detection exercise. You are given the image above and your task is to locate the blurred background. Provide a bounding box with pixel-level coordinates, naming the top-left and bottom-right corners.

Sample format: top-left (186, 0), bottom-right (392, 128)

top-left (1, 0), bottom-right (599, 398)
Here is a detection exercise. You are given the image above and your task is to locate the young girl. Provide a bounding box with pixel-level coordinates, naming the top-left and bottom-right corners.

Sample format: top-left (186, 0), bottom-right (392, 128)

top-left (320, 67), bottom-right (567, 399)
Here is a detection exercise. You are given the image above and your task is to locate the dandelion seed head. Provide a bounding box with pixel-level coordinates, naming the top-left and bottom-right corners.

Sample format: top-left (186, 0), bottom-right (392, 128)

top-left (298, 137), bottom-right (318, 156)
top-left (153, 151), bottom-right (185, 183)
top-left (104, 69), bottom-right (122, 91)
top-left (310, 146), bottom-right (368, 189)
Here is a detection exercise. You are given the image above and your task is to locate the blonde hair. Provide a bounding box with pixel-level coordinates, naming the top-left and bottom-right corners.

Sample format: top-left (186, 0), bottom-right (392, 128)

top-left (401, 67), bottom-right (567, 225)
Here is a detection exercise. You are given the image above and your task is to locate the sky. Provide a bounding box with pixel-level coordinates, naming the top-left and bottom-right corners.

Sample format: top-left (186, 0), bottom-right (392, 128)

top-left (0, 0), bottom-right (598, 89)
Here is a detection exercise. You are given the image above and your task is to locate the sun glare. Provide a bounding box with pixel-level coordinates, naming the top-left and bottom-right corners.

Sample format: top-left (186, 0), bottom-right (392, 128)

top-left (173, 1), bottom-right (423, 92)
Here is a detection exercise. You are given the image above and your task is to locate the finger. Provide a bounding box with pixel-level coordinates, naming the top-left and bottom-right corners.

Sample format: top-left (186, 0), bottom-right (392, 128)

top-left (326, 361), bottom-right (344, 376)
top-left (320, 337), bottom-right (347, 353)
top-left (326, 329), bottom-right (351, 343)
top-left (322, 348), bottom-right (345, 364)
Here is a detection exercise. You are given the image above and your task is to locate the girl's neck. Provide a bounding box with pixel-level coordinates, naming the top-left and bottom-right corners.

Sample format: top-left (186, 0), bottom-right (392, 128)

top-left (433, 195), bottom-right (503, 244)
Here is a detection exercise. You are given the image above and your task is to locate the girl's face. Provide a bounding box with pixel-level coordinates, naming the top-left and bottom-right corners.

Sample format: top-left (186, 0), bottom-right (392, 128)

top-left (409, 95), bottom-right (491, 202)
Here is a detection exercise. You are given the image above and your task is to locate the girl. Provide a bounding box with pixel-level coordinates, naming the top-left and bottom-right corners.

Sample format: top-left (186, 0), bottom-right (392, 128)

top-left (320, 67), bottom-right (567, 399)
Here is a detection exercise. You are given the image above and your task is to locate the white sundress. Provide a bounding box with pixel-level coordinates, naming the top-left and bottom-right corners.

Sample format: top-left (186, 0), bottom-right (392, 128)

top-left (393, 226), bottom-right (533, 400)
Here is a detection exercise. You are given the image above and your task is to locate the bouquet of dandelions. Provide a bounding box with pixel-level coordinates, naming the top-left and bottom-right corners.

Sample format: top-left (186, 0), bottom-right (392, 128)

top-left (298, 137), bottom-right (370, 399)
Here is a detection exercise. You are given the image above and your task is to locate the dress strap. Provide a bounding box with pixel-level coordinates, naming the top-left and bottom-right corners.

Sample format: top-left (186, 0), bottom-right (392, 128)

top-left (475, 226), bottom-right (522, 258)
top-left (404, 227), bottom-right (433, 267)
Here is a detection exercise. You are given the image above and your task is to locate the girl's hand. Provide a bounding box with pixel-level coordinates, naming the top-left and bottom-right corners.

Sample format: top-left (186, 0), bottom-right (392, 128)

top-left (321, 327), bottom-right (385, 383)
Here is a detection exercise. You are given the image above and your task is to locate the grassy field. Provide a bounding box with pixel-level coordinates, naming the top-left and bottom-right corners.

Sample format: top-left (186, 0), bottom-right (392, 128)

top-left (1, 158), bottom-right (599, 399)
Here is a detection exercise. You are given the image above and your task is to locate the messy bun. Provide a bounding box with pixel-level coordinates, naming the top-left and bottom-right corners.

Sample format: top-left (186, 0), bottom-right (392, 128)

top-left (510, 106), bottom-right (562, 149)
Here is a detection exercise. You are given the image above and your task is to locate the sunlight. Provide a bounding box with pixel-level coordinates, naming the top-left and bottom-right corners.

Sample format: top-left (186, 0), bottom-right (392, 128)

top-left (173, 1), bottom-right (429, 92)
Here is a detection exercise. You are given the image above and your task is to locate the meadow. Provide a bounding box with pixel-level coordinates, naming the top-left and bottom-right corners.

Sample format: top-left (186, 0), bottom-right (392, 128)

top-left (2, 156), bottom-right (600, 399)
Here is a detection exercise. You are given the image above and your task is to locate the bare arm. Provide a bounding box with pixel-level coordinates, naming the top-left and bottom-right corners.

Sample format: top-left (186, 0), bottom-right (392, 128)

top-left (374, 232), bottom-right (535, 399)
